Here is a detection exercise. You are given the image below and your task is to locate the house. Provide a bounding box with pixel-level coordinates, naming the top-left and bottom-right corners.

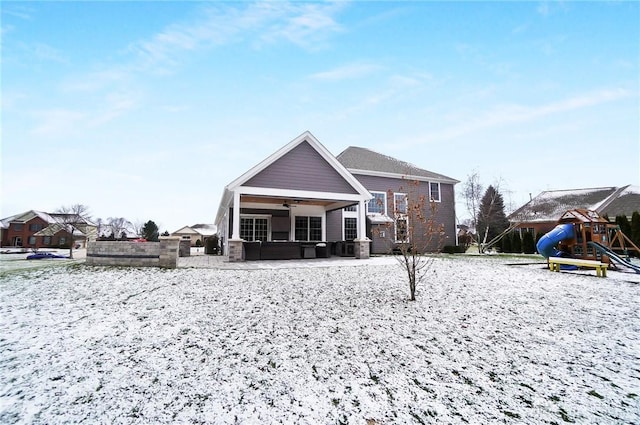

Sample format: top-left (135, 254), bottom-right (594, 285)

top-left (508, 185), bottom-right (640, 237)
top-left (336, 146), bottom-right (459, 254)
top-left (214, 131), bottom-right (459, 261)
top-left (0, 210), bottom-right (97, 249)
top-left (171, 224), bottom-right (217, 246)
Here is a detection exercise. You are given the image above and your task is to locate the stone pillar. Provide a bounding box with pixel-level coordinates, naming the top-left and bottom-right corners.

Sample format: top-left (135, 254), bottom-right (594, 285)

top-left (179, 239), bottom-right (191, 257)
top-left (228, 239), bottom-right (245, 262)
top-left (159, 237), bottom-right (180, 268)
top-left (354, 238), bottom-right (370, 259)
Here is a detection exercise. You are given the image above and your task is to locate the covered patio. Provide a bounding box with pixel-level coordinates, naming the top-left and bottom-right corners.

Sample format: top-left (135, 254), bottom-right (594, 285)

top-left (214, 132), bottom-right (373, 262)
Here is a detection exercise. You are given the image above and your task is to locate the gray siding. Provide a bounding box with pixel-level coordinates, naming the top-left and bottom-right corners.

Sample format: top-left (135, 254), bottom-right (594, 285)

top-left (245, 141), bottom-right (358, 194)
top-left (326, 209), bottom-right (342, 241)
top-left (355, 174), bottom-right (457, 252)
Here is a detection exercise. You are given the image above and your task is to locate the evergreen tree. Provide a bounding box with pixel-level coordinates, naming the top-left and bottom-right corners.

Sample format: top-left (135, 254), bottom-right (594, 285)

top-left (522, 231), bottom-right (535, 254)
top-left (476, 185), bottom-right (510, 245)
top-left (501, 232), bottom-right (512, 253)
top-left (511, 231), bottom-right (522, 253)
top-left (616, 215), bottom-right (632, 240)
top-left (632, 211), bottom-right (640, 248)
top-left (142, 220), bottom-right (160, 242)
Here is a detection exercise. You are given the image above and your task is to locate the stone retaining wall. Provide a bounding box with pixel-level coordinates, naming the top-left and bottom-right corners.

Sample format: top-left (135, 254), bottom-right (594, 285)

top-left (86, 237), bottom-right (180, 268)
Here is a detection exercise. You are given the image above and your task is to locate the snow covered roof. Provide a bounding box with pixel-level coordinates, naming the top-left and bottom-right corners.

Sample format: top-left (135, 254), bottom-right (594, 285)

top-left (337, 147), bottom-right (459, 184)
top-left (508, 186), bottom-right (638, 223)
top-left (34, 223), bottom-right (86, 237)
top-left (172, 224), bottom-right (217, 237)
top-left (598, 185), bottom-right (640, 218)
top-left (1, 210), bottom-right (56, 226)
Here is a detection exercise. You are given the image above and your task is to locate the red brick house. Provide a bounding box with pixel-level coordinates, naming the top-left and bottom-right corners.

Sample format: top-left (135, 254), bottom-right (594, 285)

top-left (1, 210), bottom-right (97, 249)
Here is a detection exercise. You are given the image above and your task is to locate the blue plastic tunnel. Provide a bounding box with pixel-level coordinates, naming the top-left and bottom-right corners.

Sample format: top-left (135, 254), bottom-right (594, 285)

top-left (536, 224), bottom-right (575, 258)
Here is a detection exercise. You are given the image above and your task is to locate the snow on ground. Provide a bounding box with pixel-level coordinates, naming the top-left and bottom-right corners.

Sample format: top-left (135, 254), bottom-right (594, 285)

top-left (1, 256), bottom-right (639, 424)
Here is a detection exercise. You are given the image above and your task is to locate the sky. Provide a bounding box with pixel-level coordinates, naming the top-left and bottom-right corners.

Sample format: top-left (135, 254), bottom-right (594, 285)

top-left (2, 1), bottom-right (639, 233)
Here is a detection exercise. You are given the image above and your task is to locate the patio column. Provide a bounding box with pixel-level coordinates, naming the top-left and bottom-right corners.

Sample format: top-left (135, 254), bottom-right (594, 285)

top-left (231, 190), bottom-right (241, 240)
top-left (354, 199), bottom-right (370, 259)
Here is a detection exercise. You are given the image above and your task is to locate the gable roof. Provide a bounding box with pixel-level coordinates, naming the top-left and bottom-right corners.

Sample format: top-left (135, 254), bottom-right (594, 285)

top-left (216, 132), bottom-right (373, 225)
top-left (336, 146), bottom-right (459, 184)
top-left (226, 131), bottom-right (370, 196)
top-left (508, 186), bottom-right (639, 222)
top-left (598, 185), bottom-right (640, 218)
top-left (1, 210), bottom-right (55, 226)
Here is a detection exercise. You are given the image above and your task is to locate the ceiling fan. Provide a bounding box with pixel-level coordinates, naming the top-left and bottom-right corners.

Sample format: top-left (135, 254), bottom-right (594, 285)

top-left (282, 199), bottom-right (300, 208)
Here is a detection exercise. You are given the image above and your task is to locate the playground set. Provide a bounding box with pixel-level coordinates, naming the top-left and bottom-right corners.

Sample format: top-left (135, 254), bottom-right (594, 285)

top-left (536, 208), bottom-right (640, 275)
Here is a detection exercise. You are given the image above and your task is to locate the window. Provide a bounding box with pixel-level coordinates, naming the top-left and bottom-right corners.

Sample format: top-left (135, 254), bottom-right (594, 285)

top-left (13, 224), bottom-right (23, 231)
top-left (343, 205), bottom-right (357, 212)
top-left (240, 217), bottom-right (269, 241)
top-left (394, 193), bottom-right (407, 214)
top-left (344, 218), bottom-right (357, 240)
top-left (59, 237), bottom-right (66, 246)
top-left (429, 182), bottom-right (440, 202)
top-left (43, 236), bottom-right (51, 245)
top-left (28, 236), bottom-right (36, 245)
top-left (368, 192), bottom-right (386, 214)
top-left (396, 218), bottom-right (408, 242)
top-left (29, 223), bottom-right (43, 232)
top-left (295, 216), bottom-right (322, 241)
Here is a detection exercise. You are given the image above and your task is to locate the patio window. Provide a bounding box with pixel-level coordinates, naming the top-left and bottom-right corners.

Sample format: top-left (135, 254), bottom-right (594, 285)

top-left (344, 217), bottom-right (357, 241)
top-left (240, 217), bottom-right (269, 242)
top-left (368, 192), bottom-right (386, 214)
top-left (295, 216), bottom-right (322, 241)
top-left (429, 182), bottom-right (441, 202)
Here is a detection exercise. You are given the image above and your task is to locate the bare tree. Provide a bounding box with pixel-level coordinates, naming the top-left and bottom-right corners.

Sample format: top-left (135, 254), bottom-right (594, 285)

top-left (107, 217), bottom-right (133, 240)
top-left (381, 179), bottom-right (446, 301)
top-left (54, 204), bottom-right (92, 259)
top-left (462, 171), bottom-right (483, 252)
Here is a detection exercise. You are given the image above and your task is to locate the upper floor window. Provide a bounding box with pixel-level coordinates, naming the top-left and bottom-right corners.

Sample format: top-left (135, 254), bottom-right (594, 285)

top-left (429, 182), bottom-right (441, 202)
top-left (13, 223), bottom-right (23, 231)
top-left (394, 193), bottom-right (407, 215)
top-left (368, 192), bottom-right (386, 214)
top-left (29, 223), bottom-right (43, 232)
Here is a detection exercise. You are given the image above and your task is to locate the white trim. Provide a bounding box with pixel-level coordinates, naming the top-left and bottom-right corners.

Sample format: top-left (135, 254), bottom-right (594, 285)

top-left (237, 186), bottom-right (367, 203)
top-left (429, 182), bottom-right (442, 203)
top-left (347, 168), bottom-right (459, 184)
top-left (367, 191), bottom-right (387, 215)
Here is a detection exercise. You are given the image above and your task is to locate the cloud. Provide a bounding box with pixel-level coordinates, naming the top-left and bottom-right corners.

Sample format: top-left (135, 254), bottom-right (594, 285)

top-left (420, 88), bottom-right (633, 144)
top-left (128, 2), bottom-right (345, 74)
top-left (309, 62), bottom-right (381, 81)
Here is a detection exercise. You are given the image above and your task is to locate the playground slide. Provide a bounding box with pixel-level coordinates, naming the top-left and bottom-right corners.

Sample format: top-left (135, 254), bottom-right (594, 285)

top-left (587, 241), bottom-right (640, 274)
top-left (536, 224), bottom-right (575, 258)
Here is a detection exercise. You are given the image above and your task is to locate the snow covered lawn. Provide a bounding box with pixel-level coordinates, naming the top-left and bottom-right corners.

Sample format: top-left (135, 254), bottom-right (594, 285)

top-left (1, 257), bottom-right (639, 424)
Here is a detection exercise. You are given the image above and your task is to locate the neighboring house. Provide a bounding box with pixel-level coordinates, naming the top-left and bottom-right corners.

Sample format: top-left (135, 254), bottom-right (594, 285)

top-left (171, 224), bottom-right (217, 246)
top-left (0, 210), bottom-right (97, 249)
top-left (508, 185), bottom-right (640, 237)
top-left (215, 131), bottom-right (459, 261)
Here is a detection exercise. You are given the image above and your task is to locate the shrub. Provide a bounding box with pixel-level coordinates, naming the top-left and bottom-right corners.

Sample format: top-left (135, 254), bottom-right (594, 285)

top-left (511, 232), bottom-right (522, 253)
top-left (195, 239), bottom-right (202, 247)
top-left (501, 233), bottom-right (512, 253)
top-left (522, 231), bottom-right (535, 254)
